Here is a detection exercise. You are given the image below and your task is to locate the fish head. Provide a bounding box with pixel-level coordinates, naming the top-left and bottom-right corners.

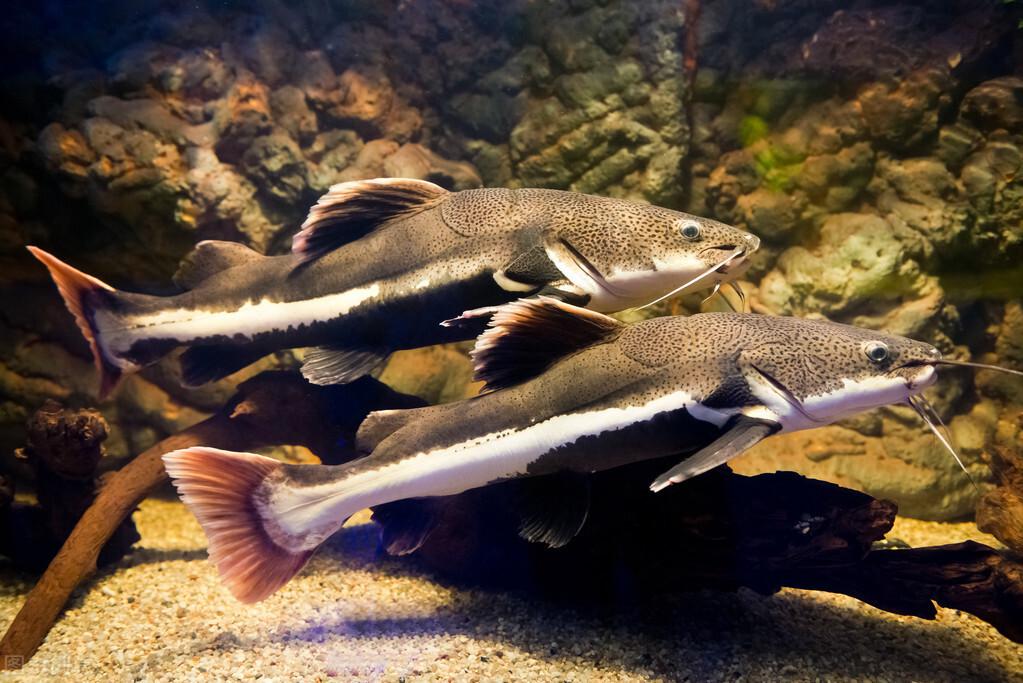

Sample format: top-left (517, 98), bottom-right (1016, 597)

top-left (733, 317), bottom-right (940, 432)
top-left (545, 202), bottom-right (759, 312)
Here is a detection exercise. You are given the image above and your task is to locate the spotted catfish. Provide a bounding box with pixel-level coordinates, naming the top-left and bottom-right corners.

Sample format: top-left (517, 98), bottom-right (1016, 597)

top-left (162, 298), bottom-right (974, 603)
top-left (27, 178), bottom-right (759, 397)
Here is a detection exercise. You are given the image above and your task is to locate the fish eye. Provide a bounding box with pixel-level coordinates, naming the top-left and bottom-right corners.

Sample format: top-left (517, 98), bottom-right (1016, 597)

top-left (863, 341), bottom-right (890, 363)
top-left (679, 220), bottom-right (701, 241)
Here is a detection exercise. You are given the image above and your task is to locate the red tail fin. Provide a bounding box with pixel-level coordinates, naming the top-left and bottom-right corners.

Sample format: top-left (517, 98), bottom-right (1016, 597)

top-left (162, 447), bottom-right (315, 603)
top-left (27, 246), bottom-right (124, 398)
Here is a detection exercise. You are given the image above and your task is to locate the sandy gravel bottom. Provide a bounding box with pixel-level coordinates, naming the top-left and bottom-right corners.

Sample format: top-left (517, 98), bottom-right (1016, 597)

top-left (0, 499), bottom-right (1020, 683)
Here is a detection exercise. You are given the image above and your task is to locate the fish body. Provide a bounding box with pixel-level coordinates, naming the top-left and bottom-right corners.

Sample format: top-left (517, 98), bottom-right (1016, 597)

top-left (164, 298), bottom-right (942, 602)
top-left (28, 179), bottom-right (759, 396)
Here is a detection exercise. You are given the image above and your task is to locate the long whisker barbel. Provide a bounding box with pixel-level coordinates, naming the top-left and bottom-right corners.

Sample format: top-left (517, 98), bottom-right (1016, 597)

top-left (633, 248), bottom-right (745, 312)
top-left (915, 393), bottom-right (955, 452)
top-left (906, 395), bottom-right (979, 492)
top-left (700, 283), bottom-right (724, 308)
top-left (729, 281), bottom-right (748, 313)
top-left (927, 359), bottom-right (1023, 378)
top-left (701, 281), bottom-right (749, 313)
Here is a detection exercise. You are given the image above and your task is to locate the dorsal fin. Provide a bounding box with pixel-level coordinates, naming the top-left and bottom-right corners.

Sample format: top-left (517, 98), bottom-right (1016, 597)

top-left (293, 178), bottom-right (449, 264)
top-left (173, 240), bottom-right (265, 290)
top-left (471, 297), bottom-right (623, 393)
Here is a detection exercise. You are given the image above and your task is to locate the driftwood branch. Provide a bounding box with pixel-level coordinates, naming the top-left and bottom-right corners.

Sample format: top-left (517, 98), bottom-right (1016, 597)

top-left (0, 373), bottom-right (421, 668)
top-left (407, 460), bottom-right (1023, 643)
top-left (0, 407), bottom-right (232, 667)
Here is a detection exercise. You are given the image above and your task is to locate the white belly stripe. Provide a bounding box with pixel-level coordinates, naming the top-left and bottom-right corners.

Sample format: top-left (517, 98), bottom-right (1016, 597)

top-left (115, 284), bottom-right (381, 344)
top-left (269, 390), bottom-right (732, 543)
top-left (100, 260), bottom-right (477, 352)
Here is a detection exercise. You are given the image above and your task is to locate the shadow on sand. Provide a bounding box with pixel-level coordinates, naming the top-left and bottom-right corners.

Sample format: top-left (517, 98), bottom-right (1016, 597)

top-left (195, 523), bottom-right (1015, 682)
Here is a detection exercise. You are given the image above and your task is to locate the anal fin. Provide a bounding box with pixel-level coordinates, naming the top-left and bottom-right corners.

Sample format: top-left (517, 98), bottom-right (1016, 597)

top-left (650, 414), bottom-right (779, 492)
top-left (371, 498), bottom-right (442, 555)
top-left (516, 471), bottom-right (591, 549)
top-left (301, 345), bottom-right (389, 386)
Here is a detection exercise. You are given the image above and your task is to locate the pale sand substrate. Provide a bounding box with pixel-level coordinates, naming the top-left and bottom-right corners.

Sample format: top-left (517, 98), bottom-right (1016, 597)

top-left (0, 500), bottom-right (1020, 683)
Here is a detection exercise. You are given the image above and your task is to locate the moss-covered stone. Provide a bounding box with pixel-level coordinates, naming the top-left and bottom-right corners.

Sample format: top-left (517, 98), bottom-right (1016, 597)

top-left (857, 69), bottom-right (951, 152)
top-left (241, 132), bottom-right (309, 204)
top-left (736, 188), bottom-right (800, 241)
top-left (959, 77), bottom-right (1023, 133)
top-left (760, 213), bottom-right (927, 316)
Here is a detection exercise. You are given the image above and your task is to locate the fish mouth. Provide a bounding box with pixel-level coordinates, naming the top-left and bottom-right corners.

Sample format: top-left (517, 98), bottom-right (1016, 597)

top-left (700, 245), bottom-right (749, 274)
top-left (904, 364), bottom-right (937, 392)
top-left (887, 357), bottom-right (941, 392)
top-left (702, 231), bottom-right (760, 273)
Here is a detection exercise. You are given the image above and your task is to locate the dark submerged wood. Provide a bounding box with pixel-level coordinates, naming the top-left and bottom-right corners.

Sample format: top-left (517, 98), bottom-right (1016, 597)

top-left (411, 462), bottom-right (1023, 643)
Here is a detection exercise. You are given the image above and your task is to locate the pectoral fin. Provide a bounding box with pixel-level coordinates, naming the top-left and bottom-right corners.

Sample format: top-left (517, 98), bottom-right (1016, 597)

top-left (516, 471), bottom-right (592, 548)
top-left (439, 287), bottom-right (589, 329)
top-left (440, 305), bottom-right (503, 329)
top-left (542, 231), bottom-right (622, 300)
top-left (649, 415), bottom-right (779, 492)
top-left (533, 285), bottom-right (590, 307)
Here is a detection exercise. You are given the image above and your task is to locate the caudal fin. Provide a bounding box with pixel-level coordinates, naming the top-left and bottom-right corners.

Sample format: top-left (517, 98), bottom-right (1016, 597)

top-left (163, 447), bottom-right (341, 603)
top-left (27, 246), bottom-right (131, 398)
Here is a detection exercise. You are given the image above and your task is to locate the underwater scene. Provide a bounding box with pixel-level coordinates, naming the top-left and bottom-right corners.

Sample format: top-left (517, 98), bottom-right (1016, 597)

top-left (1, 0), bottom-right (1022, 680)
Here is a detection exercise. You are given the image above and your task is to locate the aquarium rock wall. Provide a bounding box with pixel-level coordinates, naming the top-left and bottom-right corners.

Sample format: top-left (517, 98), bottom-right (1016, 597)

top-left (1, 0), bottom-right (1020, 519)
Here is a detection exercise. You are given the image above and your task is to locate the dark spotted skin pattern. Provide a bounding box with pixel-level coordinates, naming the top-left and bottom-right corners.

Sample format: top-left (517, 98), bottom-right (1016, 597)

top-left (287, 340), bottom-right (661, 487)
top-left (115, 187), bottom-right (757, 369)
top-left (284, 312), bottom-right (940, 489)
top-left (618, 313), bottom-right (940, 401)
top-left (445, 188), bottom-right (754, 281)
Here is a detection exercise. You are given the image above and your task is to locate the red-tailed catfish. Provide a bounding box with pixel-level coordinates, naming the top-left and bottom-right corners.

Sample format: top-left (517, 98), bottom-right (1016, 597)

top-left (161, 298), bottom-right (1022, 603)
top-left (27, 178), bottom-right (760, 397)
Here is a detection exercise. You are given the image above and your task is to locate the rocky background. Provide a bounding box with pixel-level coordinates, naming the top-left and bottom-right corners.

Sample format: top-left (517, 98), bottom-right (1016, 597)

top-left (0, 0), bottom-right (1020, 519)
